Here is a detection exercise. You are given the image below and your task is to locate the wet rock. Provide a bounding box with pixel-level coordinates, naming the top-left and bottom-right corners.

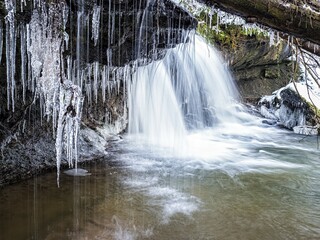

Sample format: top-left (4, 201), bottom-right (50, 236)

top-left (259, 88), bottom-right (318, 132)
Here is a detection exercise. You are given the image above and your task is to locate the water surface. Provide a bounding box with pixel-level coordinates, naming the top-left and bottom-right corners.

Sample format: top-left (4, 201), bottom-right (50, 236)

top-left (1, 122), bottom-right (320, 240)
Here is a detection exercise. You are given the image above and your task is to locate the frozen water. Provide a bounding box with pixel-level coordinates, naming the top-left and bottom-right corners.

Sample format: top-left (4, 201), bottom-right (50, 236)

top-left (92, 4), bottom-right (101, 46)
top-left (64, 168), bottom-right (91, 176)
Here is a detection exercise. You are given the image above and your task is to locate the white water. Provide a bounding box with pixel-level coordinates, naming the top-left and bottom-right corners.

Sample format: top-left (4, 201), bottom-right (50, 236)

top-left (120, 33), bottom-right (315, 227)
top-left (128, 33), bottom-right (248, 150)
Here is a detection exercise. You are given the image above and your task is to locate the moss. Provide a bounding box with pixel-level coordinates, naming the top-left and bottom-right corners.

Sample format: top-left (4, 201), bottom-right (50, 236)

top-left (197, 20), bottom-right (268, 53)
top-left (191, 6), bottom-right (269, 52)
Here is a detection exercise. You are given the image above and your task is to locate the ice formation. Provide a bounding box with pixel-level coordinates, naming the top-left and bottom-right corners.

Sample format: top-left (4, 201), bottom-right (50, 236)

top-left (92, 4), bottom-right (101, 47)
top-left (26, 3), bottom-right (85, 182)
top-left (1, 0), bottom-right (146, 181)
top-left (5, 0), bottom-right (16, 112)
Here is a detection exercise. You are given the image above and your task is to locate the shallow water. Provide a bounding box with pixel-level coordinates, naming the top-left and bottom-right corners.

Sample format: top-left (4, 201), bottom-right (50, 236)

top-left (1, 122), bottom-right (320, 240)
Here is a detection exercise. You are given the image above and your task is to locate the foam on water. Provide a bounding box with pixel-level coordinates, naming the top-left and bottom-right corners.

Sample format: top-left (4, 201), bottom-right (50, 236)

top-left (122, 173), bottom-right (201, 224)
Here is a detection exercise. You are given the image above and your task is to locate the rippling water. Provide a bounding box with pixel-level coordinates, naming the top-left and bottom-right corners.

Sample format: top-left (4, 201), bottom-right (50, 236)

top-left (1, 121), bottom-right (320, 240)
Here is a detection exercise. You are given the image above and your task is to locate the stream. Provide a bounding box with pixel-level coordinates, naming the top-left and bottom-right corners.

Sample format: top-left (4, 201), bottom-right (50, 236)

top-left (1, 120), bottom-right (320, 240)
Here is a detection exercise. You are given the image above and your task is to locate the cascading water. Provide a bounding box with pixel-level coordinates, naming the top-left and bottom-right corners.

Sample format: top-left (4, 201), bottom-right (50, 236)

top-left (128, 32), bottom-right (242, 149)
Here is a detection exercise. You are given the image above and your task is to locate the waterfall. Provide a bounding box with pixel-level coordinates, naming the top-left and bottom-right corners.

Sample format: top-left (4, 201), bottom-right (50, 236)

top-left (128, 32), bottom-right (240, 148)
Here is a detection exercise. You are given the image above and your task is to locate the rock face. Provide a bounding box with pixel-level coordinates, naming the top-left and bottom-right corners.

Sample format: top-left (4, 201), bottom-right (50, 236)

top-left (229, 38), bottom-right (293, 101)
top-left (0, 0), bottom-right (196, 186)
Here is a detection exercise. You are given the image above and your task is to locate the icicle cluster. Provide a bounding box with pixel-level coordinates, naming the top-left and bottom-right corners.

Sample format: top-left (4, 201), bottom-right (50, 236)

top-left (25, 3), bottom-right (85, 182)
top-left (27, 6), bottom-right (61, 117)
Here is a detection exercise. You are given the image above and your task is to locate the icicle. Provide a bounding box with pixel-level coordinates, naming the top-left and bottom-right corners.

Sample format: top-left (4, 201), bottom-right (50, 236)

top-left (313, 44), bottom-right (319, 53)
top-left (20, 0), bottom-right (26, 12)
top-left (73, 91), bottom-right (83, 170)
top-left (56, 81), bottom-right (83, 184)
top-left (0, 22), bottom-right (3, 64)
top-left (61, 2), bottom-right (69, 50)
top-left (67, 56), bottom-right (72, 82)
top-left (102, 65), bottom-right (106, 102)
top-left (117, 77), bottom-right (120, 95)
top-left (209, 12), bottom-right (212, 29)
top-left (111, 11), bottom-right (115, 45)
top-left (92, 4), bottom-right (101, 46)
top-left (40, 93), bottom-right (43, 126)
top-left (26, 23), bottom-right (32, 91)
top-left (86, 82), bottom-right (92, 106)
top-left (107, 0), bottom-right (112, 49)
top-left (26, 3), bottom-right (84, 184)
top-left (22, 120), bottom-right (26, 133)
top-left (5, 0), bottom-right (16, 112)
top-left (62, 3), bottom-right (69, 52)
top-left (52, 88), bottom-right (58, 136)
top-left (216, 12), bottom-right (219, 32)
top-left (86, 14), bottom-right (90, 62)
top-left (55, 86), bottom-right (64, 186)
top-left (93, 62), bottom-right (99, 103)
top-left (269, 31), bottom-right (275, 47)
top-left (62, 3), bottom-right (68, 31)
top-left (20, 24), bottom-right (27, 104)
top-left (76, 11), bottom-right (82, 87)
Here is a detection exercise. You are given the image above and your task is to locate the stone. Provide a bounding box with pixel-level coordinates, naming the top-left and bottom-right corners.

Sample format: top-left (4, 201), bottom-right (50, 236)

top-left (264, 68), bottom-right (280, 79)
top-left (259, 88), bottom-right (319, 131)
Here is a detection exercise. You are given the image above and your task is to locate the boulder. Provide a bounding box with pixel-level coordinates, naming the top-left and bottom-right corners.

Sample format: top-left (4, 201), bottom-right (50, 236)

top-left (259, 87), bottom-right (319, 133)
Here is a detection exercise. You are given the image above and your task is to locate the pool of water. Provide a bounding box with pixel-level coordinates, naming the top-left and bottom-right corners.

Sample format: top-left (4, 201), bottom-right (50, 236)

top-left (1, 122), bottom-right (320, 240)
